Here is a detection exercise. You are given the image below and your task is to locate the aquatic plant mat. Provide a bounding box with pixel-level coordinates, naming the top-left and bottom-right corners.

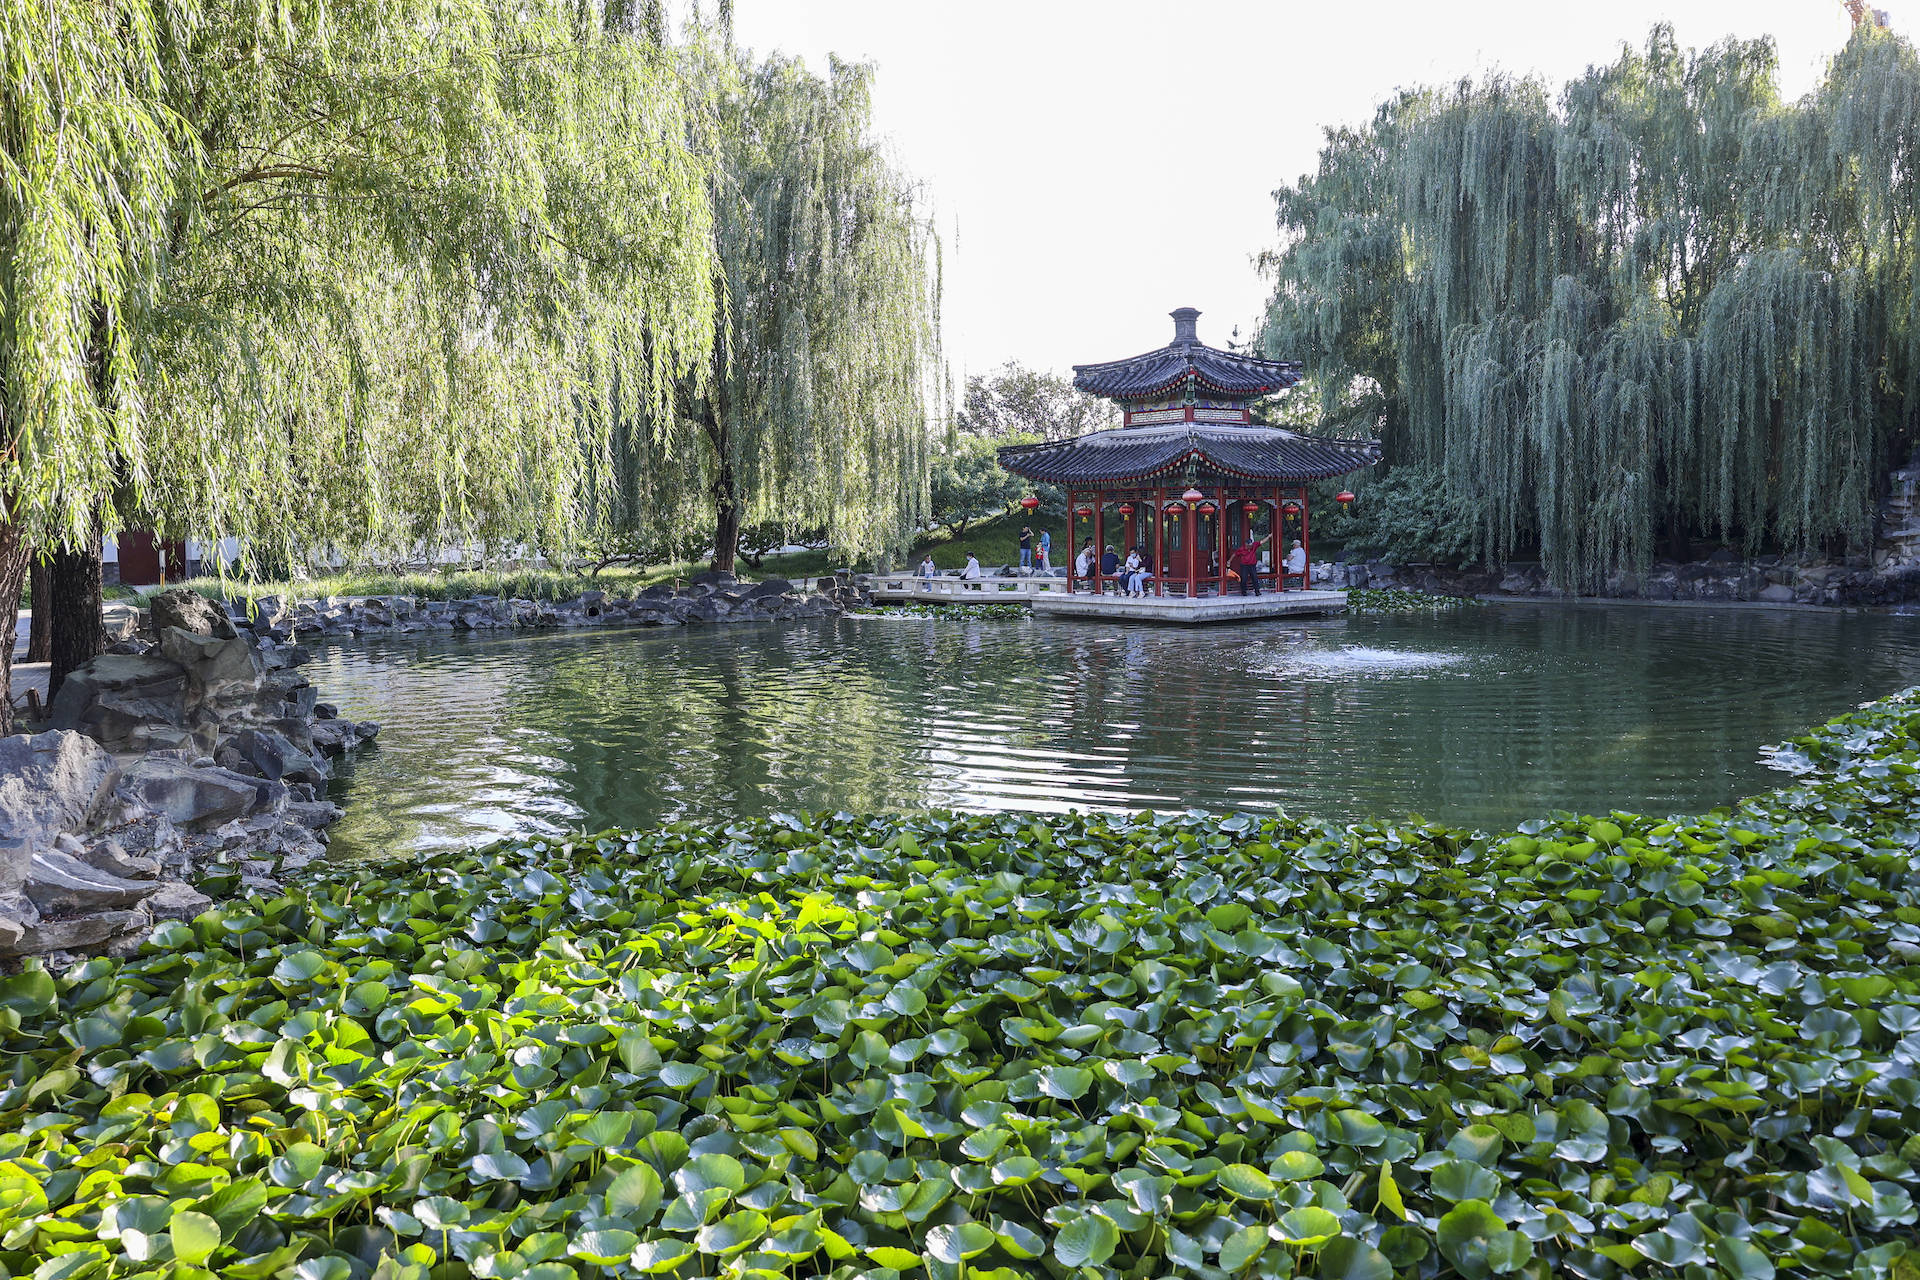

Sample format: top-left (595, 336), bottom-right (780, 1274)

top-left (9, 693), bottom-right (1920, 1279)
top-left (863, 603), bottom-right (1030, 620)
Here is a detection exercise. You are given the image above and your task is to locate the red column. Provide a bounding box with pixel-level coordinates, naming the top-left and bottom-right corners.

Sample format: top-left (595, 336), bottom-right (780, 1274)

top-left (1093, 496), bottom-right (1105, 594)
top-left (1066, 491), bottom-right (1076, 594)
top-left (1300, 486), bottom-right (1311, 593)
top-left (1154, 488), bottom-right (1166, 597)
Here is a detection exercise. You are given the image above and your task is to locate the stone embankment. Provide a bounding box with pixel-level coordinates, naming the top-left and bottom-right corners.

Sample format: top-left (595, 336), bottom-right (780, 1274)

top-left (1327, 551), bottom-right (1920, 606)
top-left (2, 590), bottom-right (380, 961)
top-left (247, 571), bottom-right (858, 640)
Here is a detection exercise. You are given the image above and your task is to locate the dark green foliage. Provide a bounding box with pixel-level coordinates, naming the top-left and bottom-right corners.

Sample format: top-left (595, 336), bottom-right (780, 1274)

top-left (957, 363), bottom-right (1110, 442)
top-left (1317, 466), bottom-right (1480, 566)
top-left (9, 692), bottom-right (1920, 1276)
top-left (866, 602), bottom-right (1029, 620)
top-left (1344, 587), bottom-right (1481, 613)
top-left (1262, 25), bottom-right (1920, 590)
top-left (928, 437), bottom-right (1025, 537)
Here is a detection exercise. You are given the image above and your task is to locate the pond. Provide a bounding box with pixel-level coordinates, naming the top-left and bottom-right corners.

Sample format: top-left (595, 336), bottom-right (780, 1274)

top-left (309, 604), bottom-right (1920, 858)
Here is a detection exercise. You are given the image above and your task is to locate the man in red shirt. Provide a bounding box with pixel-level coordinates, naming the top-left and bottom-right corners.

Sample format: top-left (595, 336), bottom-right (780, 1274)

top-left (1229, 532), bottom-right (1270, 596)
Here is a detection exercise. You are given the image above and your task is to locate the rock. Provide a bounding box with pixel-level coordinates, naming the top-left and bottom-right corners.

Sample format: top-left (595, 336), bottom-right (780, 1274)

top-left (229, 727), bottom-right (326, 784)
top-left (144, 880), bottom-right (214, 923)
top-left (747, 578), bottom-right (795, 598)
top-left (47, 654), bottom-right (193, 749)
top-left (639, 583), bottom-right (676, 600)
top-left (119, 759), bottom-right (273, 828)
top-left (1760, 583), bottom-right (1796, 603)
top-left (0, 731), bottom-right (122, 894)
top-left (157, 627), bottom-right (262, 696)
top-left (5, 909), bottom-right (147, 956)
top-left (81, 839), bottom-right (161, 880)
top-left (25, 846), bottom-right (155, 912)
top-left (689, 569), bottom-right (736, 588)
top-left (151, 588), bottom-right (239, 640)
top-left (313, 703), bottom-right (339, 720)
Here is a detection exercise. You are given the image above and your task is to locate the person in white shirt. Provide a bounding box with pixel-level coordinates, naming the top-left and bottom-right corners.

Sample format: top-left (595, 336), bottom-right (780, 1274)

top-left (962, 554), bottom-right (983, 580)
top-left (1075, 544), bottom-right (1094, 584)
top-left (919, 556), bottom-right (937, 579)
top-left (1284, 539), bottom-right (1307, 589)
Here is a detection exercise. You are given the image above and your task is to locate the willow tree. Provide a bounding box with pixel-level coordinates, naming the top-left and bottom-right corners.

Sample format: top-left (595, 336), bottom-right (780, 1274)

top-left (1261, 24), bottom-right (1920, 590)
top-left (599, 40), bottom-right (942, 574)
top-left (1, 0), bottom-right (719, 716)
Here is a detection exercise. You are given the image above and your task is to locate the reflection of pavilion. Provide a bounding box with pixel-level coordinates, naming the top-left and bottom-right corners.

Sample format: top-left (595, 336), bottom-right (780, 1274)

top-left (999, 308), bottom-right (1377, 604)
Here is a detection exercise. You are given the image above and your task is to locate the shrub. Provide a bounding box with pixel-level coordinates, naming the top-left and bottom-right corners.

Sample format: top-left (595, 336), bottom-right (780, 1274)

top-left (1319, 466), bottom-right (1480, 566)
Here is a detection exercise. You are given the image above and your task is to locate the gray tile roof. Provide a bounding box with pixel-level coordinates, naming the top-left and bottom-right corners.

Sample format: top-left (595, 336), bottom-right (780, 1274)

top-left (1072, 344), bottom-right (1303, 401)
top-left (996, 422), bottom-right (1378, 487)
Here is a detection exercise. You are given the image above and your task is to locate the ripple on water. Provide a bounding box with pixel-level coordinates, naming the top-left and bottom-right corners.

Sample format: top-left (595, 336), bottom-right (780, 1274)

top-left (306, 607), bottom-right (1920, 857)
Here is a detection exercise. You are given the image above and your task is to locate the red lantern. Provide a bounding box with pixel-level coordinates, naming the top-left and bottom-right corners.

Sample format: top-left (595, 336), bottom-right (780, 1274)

top-left (1117, 503), bottom-right (1135, 516)
top-left (1020, 496), bottom-right (1040, 511)
top-left (1182, 487), bottom-right (1204, 503)
top-left (1242, 502), bottom-right (1259, 515)
top-left (1197, 502), bottom-right (1217, 516)
top-left (1281, 501), bottom-right (1302, 517)
top-left (1075, 506), bottom-right (1093, 517)
top-left (1336, 490), bottom-right (1356, 507)
top-left (1163, 501), bottom-right (1183, 519)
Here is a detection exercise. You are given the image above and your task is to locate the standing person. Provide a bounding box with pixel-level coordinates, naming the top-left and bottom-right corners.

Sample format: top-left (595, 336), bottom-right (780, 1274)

top-left (919, 555), bottom-right (938, 580)
top-left (1230, 532), bottom-right (1270, 596)
top-left (1035, 537), bottom-right (1050, 572)
top-left (1018, 526), bottom-right (1033, 570)
top-left (1284, 539), bottom-right (1307, 590)
top-left (1039, 527), bottom-right (1051, 567)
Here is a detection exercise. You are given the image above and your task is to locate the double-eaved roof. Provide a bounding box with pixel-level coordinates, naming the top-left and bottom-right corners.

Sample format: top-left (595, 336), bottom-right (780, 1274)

top-left (997, 421), bottom-right (1379, 487)
top-left (998, 307), bottom-right (1378, 487)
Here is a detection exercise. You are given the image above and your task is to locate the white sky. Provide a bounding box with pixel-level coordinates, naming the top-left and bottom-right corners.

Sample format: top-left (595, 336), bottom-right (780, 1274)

top-left (725, 1), bottom-right (1890, 385)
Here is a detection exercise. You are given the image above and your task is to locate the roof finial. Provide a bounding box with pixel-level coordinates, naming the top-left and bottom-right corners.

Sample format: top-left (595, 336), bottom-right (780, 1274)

top-left (1171, 307), bottom-right (1200, 346)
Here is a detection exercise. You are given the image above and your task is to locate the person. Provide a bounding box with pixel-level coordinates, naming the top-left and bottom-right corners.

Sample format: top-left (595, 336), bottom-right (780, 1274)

top-left (1035, 538), bottom-right (1050, 572)
top-left (1230, 532), bottom-right (1271, 596)
top-left (1122, 548), bottom-right (1141, 596)
top-left (918, 555), bottom-right (937, 580)
top-left (1075, 542), bottom-right (1094, 584)
top-left (1018, 526), bottom-right (1033, 570)
top-left (1284, 539), bottom-right (1307, 590)
top-left (962, 553), bottom-right (983, 580)
top-left (1099, 544), bottom-right (1120, 592)
top-left (1039, 528), bottom-right (1051, 566)
top-left (1127, 547), bottom-right (1155, 597)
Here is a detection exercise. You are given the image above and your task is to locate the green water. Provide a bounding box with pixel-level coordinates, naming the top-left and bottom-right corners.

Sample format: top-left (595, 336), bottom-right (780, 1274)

top-left (308, 604), bottom-right (1920, 857)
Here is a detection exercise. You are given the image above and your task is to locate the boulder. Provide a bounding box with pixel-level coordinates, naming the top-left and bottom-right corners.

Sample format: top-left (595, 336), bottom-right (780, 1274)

top-left (747, 578), bottom-right (795, 599)
top-left (151, 588), bottom-right (239, 640)
top-left (48, 654), bottom-right (193, 749)
top-left (25, 846), bottom-right (155, 913)
top-left (689, 569), bottom-right (736, 589)
top-left (229, 726), bottom-right (326, 783)
top-left (638, 583), bottom-right (676, 600)
top-left (5, 910), bottom-right (147, 956)
top-left (80, 839), bottom-right (162, 880)
top-left (144, 880), bottom-right (214, 923)
top-left (119, 759), bottom-right (272, 828)
top-left (1759, 583), bottom-right (1797, 603)
top-left (0, 731), bottom-right (122, 894)
top-left (157, 626), bottom-right (261, 696)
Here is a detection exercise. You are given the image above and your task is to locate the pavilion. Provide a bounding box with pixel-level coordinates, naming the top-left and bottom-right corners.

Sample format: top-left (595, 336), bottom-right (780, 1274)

top-left (998, 308), bottom-right (1377, 597)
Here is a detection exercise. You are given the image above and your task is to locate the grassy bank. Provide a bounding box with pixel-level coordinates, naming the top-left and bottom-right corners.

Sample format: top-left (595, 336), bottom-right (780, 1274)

top-left (5, 692), bottom-right (1920, 1276)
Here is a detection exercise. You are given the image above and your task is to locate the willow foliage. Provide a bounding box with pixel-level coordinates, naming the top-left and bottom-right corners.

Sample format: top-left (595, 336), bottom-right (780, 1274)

top-left (1262, 25), bottom-right (1920, 589)
top-left (2, 0), bottom-right (719, 566)
top-left (599, 39), bottom-right (942, 570)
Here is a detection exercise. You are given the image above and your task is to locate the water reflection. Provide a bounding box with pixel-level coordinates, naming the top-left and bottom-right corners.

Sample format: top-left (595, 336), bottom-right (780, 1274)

top-left (310, 604), bottom-right (1920, 857)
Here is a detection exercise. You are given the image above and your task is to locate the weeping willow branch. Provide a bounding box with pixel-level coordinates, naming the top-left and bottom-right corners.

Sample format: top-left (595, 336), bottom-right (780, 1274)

top-left (1260, 23), bottom-right (1920, 590)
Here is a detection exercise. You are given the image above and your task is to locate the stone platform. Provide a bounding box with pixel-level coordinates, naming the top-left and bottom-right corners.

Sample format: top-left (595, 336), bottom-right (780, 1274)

top-left (1032, 590), bottom-right (1348, 624)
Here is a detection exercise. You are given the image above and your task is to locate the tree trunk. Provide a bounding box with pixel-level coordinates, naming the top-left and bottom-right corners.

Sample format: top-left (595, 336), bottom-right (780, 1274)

top-left (0, 525), bottom-right (32, 736)
top-left (47, 529), bottom-right (105, 705)
top-left (703, 399), bottom-right (740, 576)
top-left (24, 558), bottom-right (49, 663)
